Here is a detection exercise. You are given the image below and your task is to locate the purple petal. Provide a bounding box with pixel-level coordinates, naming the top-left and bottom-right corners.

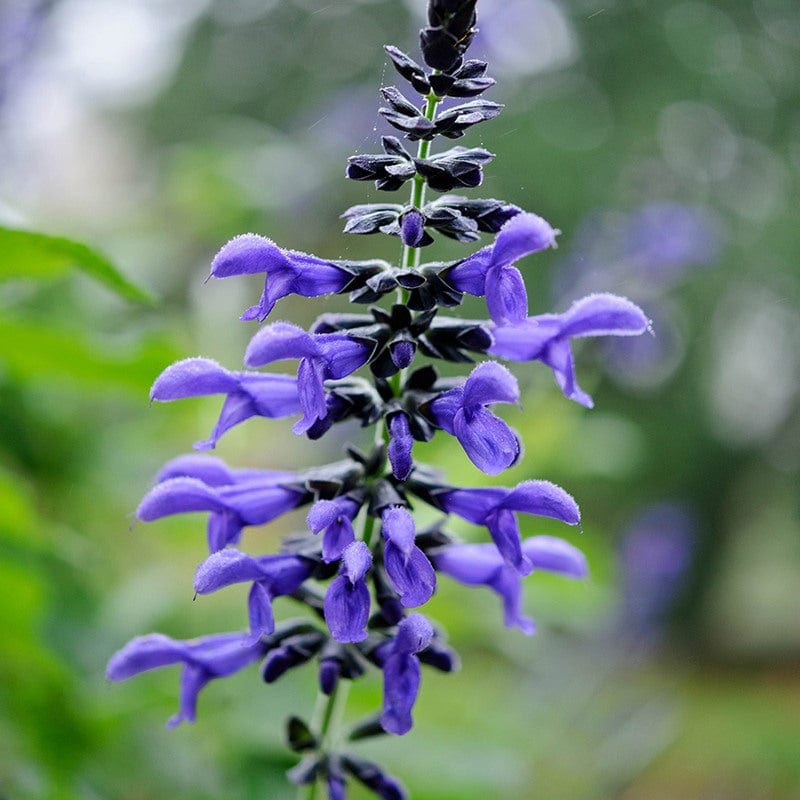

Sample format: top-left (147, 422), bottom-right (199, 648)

top-left (317, 334), bottom-right (373, 379)
top-left (194, 548), bottom-right (267, 593)
top-left (428, 387), bottom-right (464, 434)
top-left (381, 506), bottom-right (416, 554)
top-left (557, 293), bottom-right (649, 339)
top-left (488, 318), bottom-right (556, 361)
top-left (210, 233), bottom-right (288, 278)
top-left (490, 212), bottom-right (558, 268)
top-left (294, 357), bottom-right (328, 434)
top-left (461, 361), bottom-right (519, 407)
top-left (247, 581), bottom-right (276, 639)
top-left (437, 487), bottom-right (508, 523)
top-left (432, 543), bottom-right (504, 585)
top-left (150, 358), bottom-right (239, 401)
top-left (490, 568), bottom-right (534, 634)
top-left (137, 477), bottom-right (226, 520)
top-left (324, 575), bottom-right (370, 643)
top-left (384, 542), bottom-right (436, 607)
top-left (341, 540), bottom-right (372, 584)
top-left (453, 406), bottom-right (520, 474)
top-left (155, 455), bottom-right (235, 486)
top-left (217, 481), bottom-right (305, 526)
top-left (445, 245), bottom-right (493, 295)
top-left (485, 508), bottom-right (532, 575)
top-left (537, 338), bottom-right (592, 406)
top-left (380, 652), bottom-right (420, 735)
top-left (485, 265), bottom-right (528, 325)
top-left (106, 633), bottom-right (190, 680)
top-left (522, 535), bottom-right (588, 578)
top-left (502, 480), bottom-right (581, 526)
top-left (279, 249), bottom-right (353, 297)
top-left (243, 322), bottom-right (317, 367)
top-left (394, 613), bottom-right (434, 655)
top-left (380, 615), bottom-right (433, 735)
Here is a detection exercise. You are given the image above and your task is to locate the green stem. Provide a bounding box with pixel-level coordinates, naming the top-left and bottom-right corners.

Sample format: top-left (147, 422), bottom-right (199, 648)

top-left (400, 88), bottom-right (442, 275)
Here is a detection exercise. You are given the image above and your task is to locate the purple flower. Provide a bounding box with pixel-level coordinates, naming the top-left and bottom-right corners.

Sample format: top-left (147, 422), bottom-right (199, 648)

top-left (379, 613), bottom-right (434, 735)
top-left (490, 292), bottom-right (650, 407)
top-left (150, 357), bottom-right (301, 449)
top-left (307, 496), bottom-right (361, 562)
top-left (435, 480), bottom-right (580, 575)
top-left (445, 212), bottom-right (558, 324)
top-left (154, 453), bottom-right (292, 487)
top-left (381, 506), bottom-right (436, 608)
top-left (106, 632), bottom-right (267, 727)
top-left (433, 535), bottom-right (587, 634)
top-left (137, 467), bottom-right (306, 552)
top-left (210, 234), bottom-right (354, 322)
top-left (244, 322), bottom-right (374, 434)
top-left (194, 549), bottom-right (315, 640)
top-left (387, 412), bottom-right (414, 480)
top-left (428, 361), bottom-right (521, 474)
top-left (324, 541), bottom-right (373, 643)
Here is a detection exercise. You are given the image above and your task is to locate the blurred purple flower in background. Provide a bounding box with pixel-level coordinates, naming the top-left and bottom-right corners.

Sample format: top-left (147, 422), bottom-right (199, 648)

top-left (618, 502), bottom-right (695, 643)
top-left (552, 202), bottom-right (723, 390)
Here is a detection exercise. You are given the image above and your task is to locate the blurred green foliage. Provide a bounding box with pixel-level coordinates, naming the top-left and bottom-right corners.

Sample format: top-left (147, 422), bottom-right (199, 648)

top-left (0, 1), bottom-right (798, 798)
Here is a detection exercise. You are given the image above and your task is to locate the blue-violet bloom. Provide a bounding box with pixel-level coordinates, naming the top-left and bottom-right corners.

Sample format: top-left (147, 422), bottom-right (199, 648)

top-left (437, 480), bottom-right (580, 575)
top-left (379, 613), bottom-right (434, 735)
top-left (308, 496), bottom-right (361, 562)
top-left (428, 360), bottom-right (520, 474)
top-left (194, 548), bottom-right (315, 640)
top-left (210, 233), bottom-right (355, 322)
top-left (137, 471), bottom-right (306, 552)
top-left (381, 506), bottom-right (436, 608)
top-left (150, 357), bottom-right (301, 449)
top-left (446, 212), bottom-right (558, 324)
top-left (244, 321), bottom-right (374, 434)
top-left (490, 292), bottom-right (650, 407)
top-left (433, 535), bottom-right (588, 634)
top-left (106, 632), bottom-right (267, 727)
top-left (324, 541), bottom-right (373, 643)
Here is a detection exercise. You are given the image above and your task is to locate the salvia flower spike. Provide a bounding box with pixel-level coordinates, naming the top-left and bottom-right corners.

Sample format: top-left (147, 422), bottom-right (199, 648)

top-left (108, 2), bottom-right (650, 797)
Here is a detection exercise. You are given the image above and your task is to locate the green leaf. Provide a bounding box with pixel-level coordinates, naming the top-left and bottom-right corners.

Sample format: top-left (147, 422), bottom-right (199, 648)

top-left (0, 316), bottom-right (178, 395)
top-left (0, 226), bottom-right (153, 305)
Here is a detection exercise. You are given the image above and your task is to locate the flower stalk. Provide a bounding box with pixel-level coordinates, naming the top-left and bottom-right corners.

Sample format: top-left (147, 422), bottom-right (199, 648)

top-left (107, 3), bottom-right (651, 799)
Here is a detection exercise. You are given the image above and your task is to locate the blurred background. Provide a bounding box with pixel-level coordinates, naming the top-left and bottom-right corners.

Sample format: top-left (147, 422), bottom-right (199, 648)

top-left (1, 0), bottom-right (799, 798)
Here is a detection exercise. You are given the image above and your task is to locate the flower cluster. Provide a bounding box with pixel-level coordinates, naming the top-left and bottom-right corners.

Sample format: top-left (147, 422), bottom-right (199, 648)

top-left (107, 2), bottom-right (649, 798)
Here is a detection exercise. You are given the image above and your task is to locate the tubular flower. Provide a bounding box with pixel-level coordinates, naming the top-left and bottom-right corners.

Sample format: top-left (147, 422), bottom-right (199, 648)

top-left (194, 548), bottom-right (315, 641)
top-left (433, 535), bottom-right (588, 633)
top-left (111, 3), bottom-right (655, 796)
top-left (106, 632), bottom-right (268, 727)
top-left (428, 360), bottom-right (521, 474)
top-left (435, 480), bottom-right (580, 575)
top-left (379, 614), bottom-right (434, 735)
top-left (324, 541), bottom-right (373, 643)
top-left (210, 234), bottom-right (355, 322)
top-left (445, 212), bottom-right (558, 324)
top-left (381, 506), bottom-right (436, 608)
top-left (307, 496), bottom-right (362, 562)
top-left (244, 322), bottom-right (374, 434)
top-left (150, 357), bottom-right (301, 449)
top-left (136, 468), bottom-right (307, 552)
top-left (490, 292), bottom-right (651, 407)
